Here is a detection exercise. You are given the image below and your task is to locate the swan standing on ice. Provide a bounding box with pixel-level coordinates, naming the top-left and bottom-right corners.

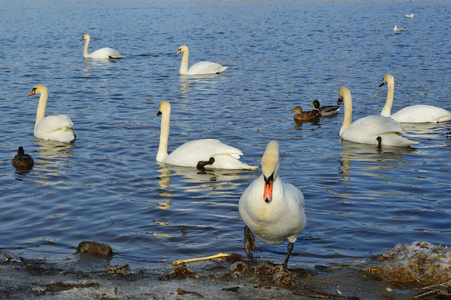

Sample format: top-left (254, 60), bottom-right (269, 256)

top-left (239, 141), bottom-right (306, 268)
top-left (176, 45), bottom-right (228, 75)
top-left (379, 74), bottom-right (451, 123)
top-left (28, 85), bottom-right (75, 143)
top-left (81, 34), bottom-right (125, 59)
top-left (156, 101), bottom-right (256, 170)
top-left (337, 87), bottom-right (417, 147)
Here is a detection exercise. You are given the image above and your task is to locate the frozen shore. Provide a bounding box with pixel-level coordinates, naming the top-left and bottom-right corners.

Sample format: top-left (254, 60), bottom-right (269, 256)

top-left (0, 250), bottom-right (422, 299)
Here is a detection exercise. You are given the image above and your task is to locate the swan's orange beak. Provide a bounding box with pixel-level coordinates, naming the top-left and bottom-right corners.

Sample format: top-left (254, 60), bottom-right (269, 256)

top-left (263, 174), bottom-right (274, 203)
top-left (80, 37), bottom-right (85, 41)
top-left (176, 49), bottom-right (181, 55)
top-left (27, 89), bottom-right (36, 97)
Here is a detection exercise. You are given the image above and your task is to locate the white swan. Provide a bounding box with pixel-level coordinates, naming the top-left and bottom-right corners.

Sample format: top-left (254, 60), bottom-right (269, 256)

top-left (405, 13), bottom-right (414, 18)
top-left (239, 140), bottom-right (306, 268)
top-left (81, 34), bottom-right (125, 59)
top-left (176, 45), bottom-right (228, 75)
top-left (394, 25), bottom-right (406, 33)
top-left (380, 74), bottom-right (451, 123)
top-left (28, 85), bottom-right (75, 143)
top-left (337, 87), bottom-right (417, 147)
top-left (156, 101), bottom-right (256, 170)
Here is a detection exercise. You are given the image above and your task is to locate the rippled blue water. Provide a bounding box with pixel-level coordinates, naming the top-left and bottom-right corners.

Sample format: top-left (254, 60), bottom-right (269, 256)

top-left (0, 0), bottom-right (450, 268)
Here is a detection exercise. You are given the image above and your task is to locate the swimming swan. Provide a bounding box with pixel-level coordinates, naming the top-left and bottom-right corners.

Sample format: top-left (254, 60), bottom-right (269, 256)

top-left (239, 140), bottom-right (306, 268)
top-left (337, 87), bottom-right (417, 147)
top-left (176, 45), bottom-right (228, 75)
top-left (156, 101), bottom-right (256, 170)
top-left (379, 74), bottom-right (451, 123)
top-left (394, 25), bottom-right (406, 33)
top-left (28, 85), bottom-right (75, 143)
top-left (81, 34), bottom-right (125, 59)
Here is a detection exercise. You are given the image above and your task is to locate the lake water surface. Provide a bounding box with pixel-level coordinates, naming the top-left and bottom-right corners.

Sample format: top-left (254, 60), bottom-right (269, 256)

top-left (1, 0), bottom-right (450, 269)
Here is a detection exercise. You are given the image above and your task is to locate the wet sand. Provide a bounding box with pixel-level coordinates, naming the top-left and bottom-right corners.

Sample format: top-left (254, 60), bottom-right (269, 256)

top-left (0, 251), bottom-right (420, 299)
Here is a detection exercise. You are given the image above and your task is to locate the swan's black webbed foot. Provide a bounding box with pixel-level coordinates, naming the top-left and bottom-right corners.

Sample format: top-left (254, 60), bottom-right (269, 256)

top-left (282, 242), bottom-right (294, 269)
top-left (244, 225), bottom-right (258, 258)
top-left (376, 136), bottom-right (382, 149)
top-left (196, 157), bottom-right (215, 172)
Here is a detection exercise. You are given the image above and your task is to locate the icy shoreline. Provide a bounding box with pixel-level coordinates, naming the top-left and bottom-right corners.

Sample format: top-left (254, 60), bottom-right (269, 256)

top-left (0, 250), bottom-right (421, 299)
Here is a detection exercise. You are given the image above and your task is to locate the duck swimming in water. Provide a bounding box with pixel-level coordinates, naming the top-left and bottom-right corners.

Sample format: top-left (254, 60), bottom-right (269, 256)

top-left (309, 100), bottom-right (340, 116)
top-left (291, 106), bottom-right (319, 122)
top-left (12, 147), bottom-right (34, 169)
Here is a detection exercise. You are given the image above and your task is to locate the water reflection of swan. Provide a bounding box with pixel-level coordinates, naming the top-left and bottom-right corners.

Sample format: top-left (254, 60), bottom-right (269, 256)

top-left (339, 139), bottom-right (415, 181)
top-left (179, 74), bottom-right (225, 97)
top-left (82, 57), bottom-right (120, 75)
top-left (33, 139), bottom-right (74, 179)
top-left (157, 162), bottom-right (258, 193)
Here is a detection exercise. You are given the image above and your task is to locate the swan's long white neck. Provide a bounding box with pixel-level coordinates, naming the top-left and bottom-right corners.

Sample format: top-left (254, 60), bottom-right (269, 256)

top-left (340, 89), bottom-right (352, 136)
top-left (179, 49), bottom-right (189, 74)
top-left (157, 106), bottom-right (170, 162)
top-left (380, 80), bottom-right (394, 117)
top-left (83, 36), bottom-right (90, 56)
top-left (35, 89), bottom-right (48, 128)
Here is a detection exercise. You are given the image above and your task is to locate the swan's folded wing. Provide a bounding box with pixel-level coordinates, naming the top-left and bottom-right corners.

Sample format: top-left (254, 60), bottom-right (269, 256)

top-left (392, 105), bottom-right (451, 123)
top-left (176, 139), bottom-right (243, 156)
top-left (90, 47), bottom-right (124, 59)
top-left (353, 115), bottom-right (405, 135)
top-left (166, 139), bottom-right (240, 166)
top-left (188, 61), bottom-right (228, 75)
top-left (208, 154), bottom-right (257, 170)
top-left (283, 182), bottom-right (305, 208)
top-left (165, 139), bottom-right (256, 169)
top-left (36, 115), bottom-right (74, 133)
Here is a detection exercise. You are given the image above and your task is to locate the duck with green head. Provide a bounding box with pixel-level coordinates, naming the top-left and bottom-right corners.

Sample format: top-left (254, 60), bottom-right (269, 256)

top-left (309, 100), bottom-right (340, 116)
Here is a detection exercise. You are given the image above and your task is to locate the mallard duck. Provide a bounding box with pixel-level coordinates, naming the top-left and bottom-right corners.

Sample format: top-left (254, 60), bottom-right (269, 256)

top-left (12, 147), bottom-right (34, 169)
top-left (291, 106), bottom-right (319, 121)
top-left (309, 100), bottom-right (340, 116)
